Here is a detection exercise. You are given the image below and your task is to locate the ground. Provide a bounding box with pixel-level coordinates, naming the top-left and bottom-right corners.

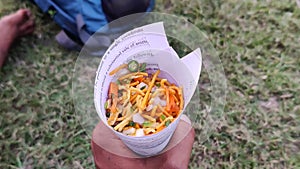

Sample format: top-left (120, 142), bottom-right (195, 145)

top-left (0, 0), bottom-right (299, 168)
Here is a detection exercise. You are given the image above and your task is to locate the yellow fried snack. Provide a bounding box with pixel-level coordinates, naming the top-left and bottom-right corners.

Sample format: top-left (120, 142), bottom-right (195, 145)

top-left (104, 60), bottom-right (184, 136)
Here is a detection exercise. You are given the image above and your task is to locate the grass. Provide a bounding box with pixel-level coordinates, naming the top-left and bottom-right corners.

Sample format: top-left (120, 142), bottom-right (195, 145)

top-left (1, 0), bottom-right (299, 168)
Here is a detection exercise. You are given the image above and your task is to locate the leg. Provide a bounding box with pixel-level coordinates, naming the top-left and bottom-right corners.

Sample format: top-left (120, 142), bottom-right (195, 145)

top-left (0, 9), bottom-right (34, 68)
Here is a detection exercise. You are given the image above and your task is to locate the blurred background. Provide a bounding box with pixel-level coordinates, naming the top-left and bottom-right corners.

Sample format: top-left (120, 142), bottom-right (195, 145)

top-left (0, 0), bottom-right (299, 168)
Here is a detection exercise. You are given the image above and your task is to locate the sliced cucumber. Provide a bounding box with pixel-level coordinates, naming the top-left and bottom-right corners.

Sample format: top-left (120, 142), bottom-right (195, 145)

top-left (127, 60), bottom-right (139, 72)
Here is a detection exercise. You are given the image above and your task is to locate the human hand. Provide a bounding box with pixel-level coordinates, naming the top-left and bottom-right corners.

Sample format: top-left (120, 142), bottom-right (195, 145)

top-left (91, 115), bottom-right (195, 169)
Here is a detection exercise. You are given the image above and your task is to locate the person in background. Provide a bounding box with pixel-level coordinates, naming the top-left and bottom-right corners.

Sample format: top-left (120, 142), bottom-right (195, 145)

top-left (102, 0), bottom-right (151, 21)
top-left (0, 9), bottom-right (34, 69)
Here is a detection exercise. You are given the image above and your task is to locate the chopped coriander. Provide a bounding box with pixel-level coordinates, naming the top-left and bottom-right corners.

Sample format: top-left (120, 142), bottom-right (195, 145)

top-left (165, 119), bottom-right (171, 127)
top-left (139, 63), bottom-right (147, 72)
top-left (142, 121), bottom-right (152, 127)
top-left (160, 114), bottom-right (166, 121)
top-left (129, 121), bottom-right (135, 127)
top-left (104, 100), bottom-right (109, 109)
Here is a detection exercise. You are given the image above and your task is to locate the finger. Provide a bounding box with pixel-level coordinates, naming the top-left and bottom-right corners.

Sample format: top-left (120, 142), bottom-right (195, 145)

top-left (19, 19), bottom-right (35, 32)
top-left (12, 9), bottom-right (31, 25)
top-left (22, 25), bottom-right (35, 35)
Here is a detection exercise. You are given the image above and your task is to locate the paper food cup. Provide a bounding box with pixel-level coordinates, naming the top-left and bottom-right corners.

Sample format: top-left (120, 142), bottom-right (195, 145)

top-left (94, 49), bottom-right (196, 157)
top-left (94, 22), bottom-right (201, 157)
top-left (113, 112), bottom-right (182, 157)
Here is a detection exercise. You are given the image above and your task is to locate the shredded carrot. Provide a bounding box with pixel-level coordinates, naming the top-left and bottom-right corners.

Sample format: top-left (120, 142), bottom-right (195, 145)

top-left (171, 93), bottom-right (179, 105)
top-left (162, 109), bottom-right (172, 117)
top-left (109, 82), bottom-right (118, 96)
top-left (169, 95), bottom-right (180, 115)
top-left (169, 86), bottom-right (183, 110)
top-left (179, 87), bottom-right (184, 110)
top-left (108, 82), bottom-right (118, 113)
top-left (169, 94), bottom-right (175, 109)
top-left (135, 123), bottom-right (140, 129)
top-left (169, 88), bottom-right (176, 94)
top-left (157, 104), bottom-right (171, 117)
top-left (134, 77), bottom-right (143, 82)
top-left (129, 81), bottom-right (139, 86)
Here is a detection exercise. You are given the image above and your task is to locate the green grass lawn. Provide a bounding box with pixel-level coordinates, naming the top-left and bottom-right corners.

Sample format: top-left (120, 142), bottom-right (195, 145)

top-left (1, 0), bottom-right (299, 168)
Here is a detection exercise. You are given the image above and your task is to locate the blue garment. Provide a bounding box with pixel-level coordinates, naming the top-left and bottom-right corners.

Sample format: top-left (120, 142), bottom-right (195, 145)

top-left (33, 0), bottom-right (155, 50)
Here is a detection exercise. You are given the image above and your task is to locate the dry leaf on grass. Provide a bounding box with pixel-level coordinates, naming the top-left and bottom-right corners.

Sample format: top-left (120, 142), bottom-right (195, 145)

top-left (259, 97), bottom-right (279, 111)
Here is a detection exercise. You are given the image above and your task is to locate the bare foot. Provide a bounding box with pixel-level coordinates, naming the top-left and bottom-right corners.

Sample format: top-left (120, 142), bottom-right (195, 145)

top-left (0, 9), bottom-right (35, 69)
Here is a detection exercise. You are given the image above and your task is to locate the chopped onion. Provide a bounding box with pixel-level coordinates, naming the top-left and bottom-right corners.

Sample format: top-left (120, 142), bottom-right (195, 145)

top-left (132, 113), bottom-right (145, 124)
top-left (135, 129), bottom-right (145, 137)
top-left (146, 104), bottom-right (153, 111)
top-left (159, 100), bottom-right (167, 106)
top-left (153, 97), bottom-right (159, 105)
top-left (153, 96), bottom-right (167, 106)
top-left (123, 128), bottom-right (136, 135)
top-left (151, 86), bottom-right (157, 92)
top-left (137, 82), bottom-right (148, 90)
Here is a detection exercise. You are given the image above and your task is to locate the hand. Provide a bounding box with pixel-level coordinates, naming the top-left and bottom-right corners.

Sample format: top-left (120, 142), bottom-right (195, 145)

top-left (91, 115), bottom-right (195, 169)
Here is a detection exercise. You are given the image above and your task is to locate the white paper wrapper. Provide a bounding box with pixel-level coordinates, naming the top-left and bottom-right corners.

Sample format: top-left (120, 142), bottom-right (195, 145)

top-left (94, 22), bottom-right (202, 156)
